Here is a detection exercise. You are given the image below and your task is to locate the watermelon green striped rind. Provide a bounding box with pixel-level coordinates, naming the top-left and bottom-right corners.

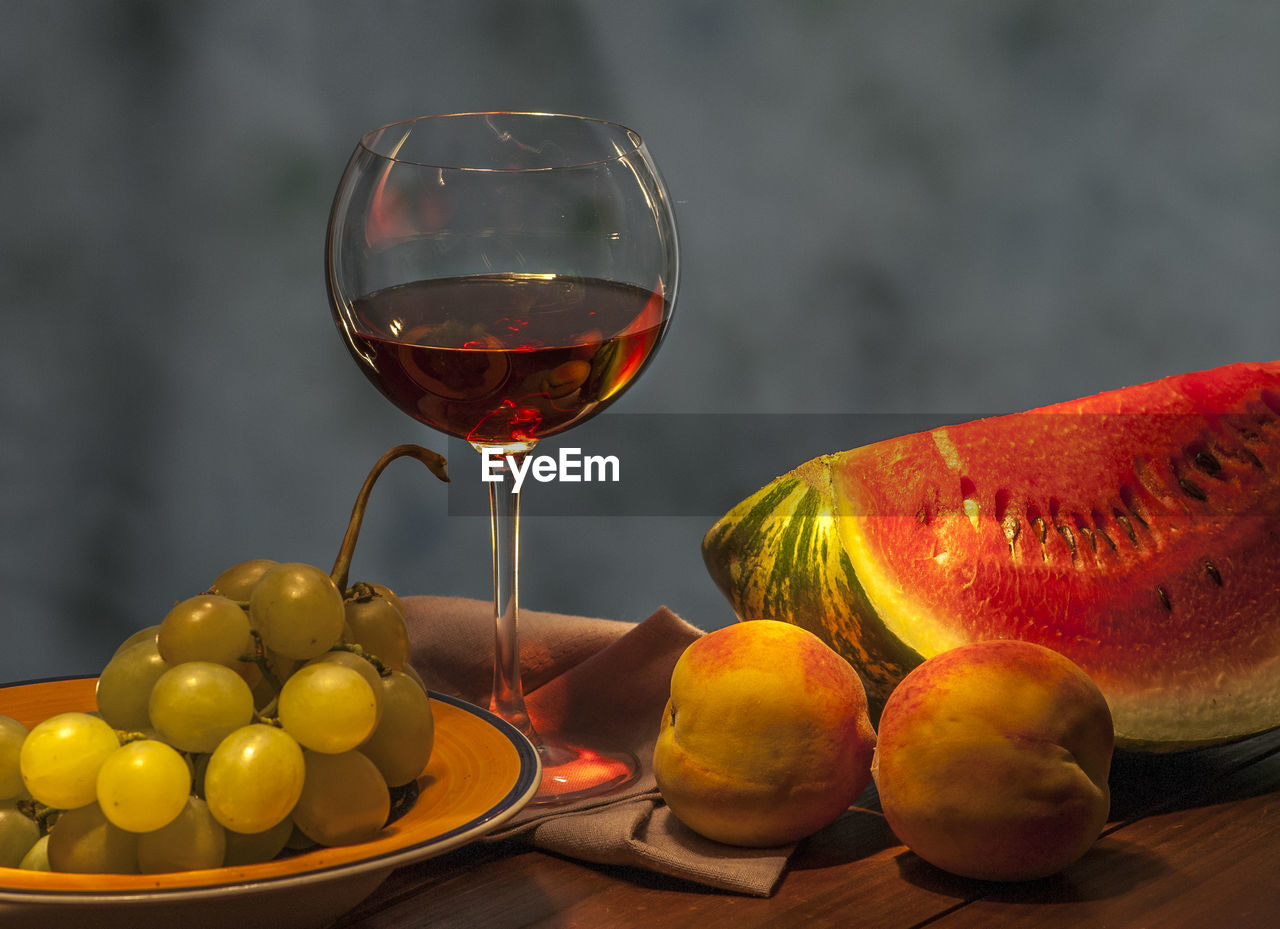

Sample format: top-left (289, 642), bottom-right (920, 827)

top-left (701, 457), bottom-right (923, 706)
top-left (702, 361), bottom-right (1280, 752)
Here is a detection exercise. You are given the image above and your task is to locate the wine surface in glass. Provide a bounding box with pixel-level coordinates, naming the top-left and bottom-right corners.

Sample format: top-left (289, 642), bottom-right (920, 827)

top-left (348, 273), bottom-right (668, 447)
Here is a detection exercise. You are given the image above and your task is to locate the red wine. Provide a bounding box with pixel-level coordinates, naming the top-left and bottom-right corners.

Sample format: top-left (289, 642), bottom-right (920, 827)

top-left (344, 274), bottom-right (670, 446)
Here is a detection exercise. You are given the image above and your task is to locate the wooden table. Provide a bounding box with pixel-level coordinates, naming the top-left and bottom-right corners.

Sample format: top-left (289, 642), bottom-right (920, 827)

top-left (331, 727), bottom-right (1280, 929)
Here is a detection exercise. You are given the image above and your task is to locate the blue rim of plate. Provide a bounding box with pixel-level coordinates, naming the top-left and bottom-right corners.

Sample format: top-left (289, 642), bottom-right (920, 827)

top-left (0, 679), bottom-right (542, 900)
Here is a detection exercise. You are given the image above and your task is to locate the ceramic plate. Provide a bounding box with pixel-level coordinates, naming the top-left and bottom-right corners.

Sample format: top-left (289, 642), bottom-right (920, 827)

top-left (0, 676), bottom-right (540, 929)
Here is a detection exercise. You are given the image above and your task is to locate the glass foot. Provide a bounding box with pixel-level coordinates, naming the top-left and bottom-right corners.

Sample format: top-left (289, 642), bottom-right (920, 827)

top-left (530, 742), bottom-right (640, 805)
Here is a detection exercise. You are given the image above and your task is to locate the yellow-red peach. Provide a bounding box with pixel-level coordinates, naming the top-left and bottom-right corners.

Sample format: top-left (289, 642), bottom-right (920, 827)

top-left (873, 639), bottom-right (1114, 881)
top-left (653, 619), bottom-right (876, 847)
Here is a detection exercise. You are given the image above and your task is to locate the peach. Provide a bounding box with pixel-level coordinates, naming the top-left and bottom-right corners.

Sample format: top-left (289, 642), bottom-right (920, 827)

top-left (873, 639), bottom-right (1114, 881)
top-left (652, 619), bottom-right (876, 847)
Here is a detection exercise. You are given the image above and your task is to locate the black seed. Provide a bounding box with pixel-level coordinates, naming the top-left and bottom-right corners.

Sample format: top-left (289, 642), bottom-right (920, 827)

top-left (1156, 586), bottom-right (1173, 611)
top-left (1056, 524), bottom-right (1078, 557)
top-left (1114, 511), bottom-right (1139, 546)
top-left (1178, 477), bottom-right (1208, 501)
top-left (1205, 561), bottom-right (1223, 586)
top-left (1032, 516), bottom-right (1048, 544)
top-left (1090, 509), bottom-right (1118, 552)
top-left (1194, 449), bottom-right (1222, 475)
top-left (1118, 483), bottom-right (1152, 528)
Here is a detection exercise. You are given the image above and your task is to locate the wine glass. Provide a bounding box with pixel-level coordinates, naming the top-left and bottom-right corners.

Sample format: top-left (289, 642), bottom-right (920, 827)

top-left (325, 112), bottom-right (679, 803)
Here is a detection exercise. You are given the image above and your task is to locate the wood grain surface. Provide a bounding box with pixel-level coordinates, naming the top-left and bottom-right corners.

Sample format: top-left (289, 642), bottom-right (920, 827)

top-left (331, 728), bottom-right (1280, 929)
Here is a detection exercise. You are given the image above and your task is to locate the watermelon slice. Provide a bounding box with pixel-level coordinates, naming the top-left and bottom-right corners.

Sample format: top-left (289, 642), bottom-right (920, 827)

top-left (703, 361), bottom-right (1280, 751)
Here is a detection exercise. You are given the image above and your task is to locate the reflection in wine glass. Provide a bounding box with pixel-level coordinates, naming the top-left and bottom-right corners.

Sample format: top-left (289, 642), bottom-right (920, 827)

top-left (326, 113), bottom-right (679, 802)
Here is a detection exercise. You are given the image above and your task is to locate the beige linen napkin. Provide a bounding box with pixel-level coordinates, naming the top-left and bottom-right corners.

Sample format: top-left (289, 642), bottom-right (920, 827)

top-left (403, 595), bottom-right (796, 897)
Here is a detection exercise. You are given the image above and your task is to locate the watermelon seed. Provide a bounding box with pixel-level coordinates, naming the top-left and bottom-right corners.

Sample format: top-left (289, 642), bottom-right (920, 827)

top-left (1090, 509), bottom-right (1119, 552)
top-left (1076, 522), bottom-right (1099, 554)
top-left (1000, 513), bottom-right (1020, 557)
top-left (1056, 524), bottom-right (1078, 559)
top-left (1178, 477), bottom-right (1208, 501)
top-left (1204, 561), bottom-right (1224, 586)
top-left (1118, 484), bottom-right (1151, 528)
top-left (1156, 586), bottom-right (1173, 611)
top-left (1232, 421), bottom-right (1263, 444)
top-left (1193, 449), bottom-right (1222, 475)
top-left (1114, 510), bottom-right (1139, 547)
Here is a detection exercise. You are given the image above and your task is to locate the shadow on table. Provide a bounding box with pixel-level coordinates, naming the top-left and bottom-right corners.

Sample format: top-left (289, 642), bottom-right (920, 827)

top-left (1109, 726), bottom-right (1280, 821)
top-left (889, 834), bottom-right (1170, 905)
top-left (790, 801), bottom-right (898, 871)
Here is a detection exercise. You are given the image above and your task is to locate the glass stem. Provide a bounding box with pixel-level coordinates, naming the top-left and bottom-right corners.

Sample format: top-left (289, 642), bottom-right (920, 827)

top-left (487, 450), bottom-right (539, 744)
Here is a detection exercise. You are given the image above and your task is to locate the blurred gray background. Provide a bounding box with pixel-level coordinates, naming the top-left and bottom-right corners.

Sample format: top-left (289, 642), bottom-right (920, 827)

top-left (2, 1), bottom-right (1278, 682)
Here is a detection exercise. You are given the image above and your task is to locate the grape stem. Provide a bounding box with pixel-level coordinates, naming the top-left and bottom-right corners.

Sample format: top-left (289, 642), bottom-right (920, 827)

top-left (255, 699), bottom-right (280, 724)
top-left (244, 629), bottom-right (288, 696)
top-left (18, 799), bottom-right (60, 835)
top-left (329, 641), bottom-right (392, 677)
top-left (330, 444), bottom-right (449, 592)
top-left (347, 580), bottom-right (379, 601)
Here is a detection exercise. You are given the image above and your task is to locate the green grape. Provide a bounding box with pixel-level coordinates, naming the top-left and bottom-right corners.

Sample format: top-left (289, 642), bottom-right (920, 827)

top-left (231, 654), bottom-right (264, 691)
top-left (111, 624), bottom-right (160, 659)
top-left (148, 661), bottom-right (255, 753)
top-left (210, 558), bottom-right (278, 601)
top-left (20, 712), bottom-right (120, 810)
top-left (248, 562), bottom-right (345, 661)
top-left (96, 740), bottom-right (191, 833)
top-left (401, 662), bottom-right (429, 693)
top-left (204, 724), bottom-right (305, 834)
top-left (19, 833), bottom-right (50, 871)
top-left (0, 715), bottom-right (29, 800)
top-left (221, 815), bottom-right (292, 866)
top-left (0, 801), bottom-right (40, 867)
top-left (292, 750), bottom-right (389, 847)
top-left (278, 662), bottom-right (378, 754)
top-left (306, 649), bottom-right (384, 724)
top-left (284, 821), bottom-right (317, 851)
top-left (47, 802), bottom-right (139, 873)
top-left (360, 671), bottom-right (435, 787)
top-left (368, 583), bottom-right (404, 614)
top-left (96, 638), bottom-right (171, 731)
top-left (343, 591), bottom-right (410, 671)
top-left (157, 594), bottom-right (254, 668)
top-left (137, 796), bottom-right (226, 873)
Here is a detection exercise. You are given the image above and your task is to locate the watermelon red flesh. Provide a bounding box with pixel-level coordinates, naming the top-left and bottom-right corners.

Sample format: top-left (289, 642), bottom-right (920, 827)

top-left (833, 361), bottom-right (1280, 749)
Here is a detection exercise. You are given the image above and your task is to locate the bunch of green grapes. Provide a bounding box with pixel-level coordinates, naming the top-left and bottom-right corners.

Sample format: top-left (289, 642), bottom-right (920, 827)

top-left (1, 558), bottom-right (435, 875)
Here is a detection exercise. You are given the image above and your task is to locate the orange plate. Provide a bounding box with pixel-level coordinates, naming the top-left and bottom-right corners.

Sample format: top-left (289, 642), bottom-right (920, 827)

top-left (0, 676), bottom-right (540, 929)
